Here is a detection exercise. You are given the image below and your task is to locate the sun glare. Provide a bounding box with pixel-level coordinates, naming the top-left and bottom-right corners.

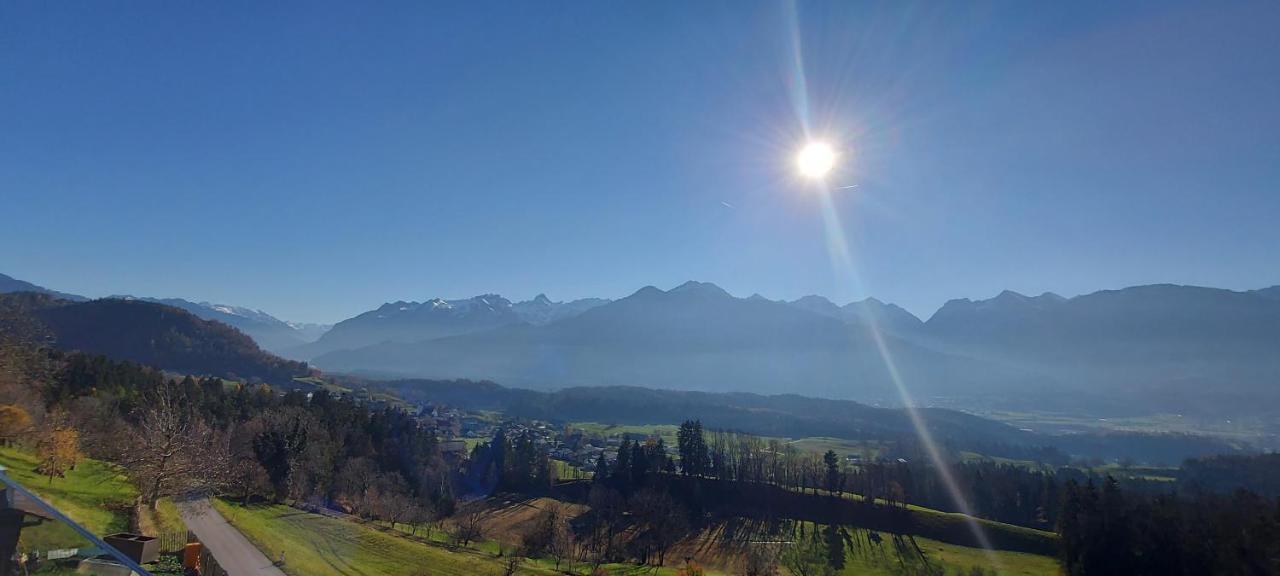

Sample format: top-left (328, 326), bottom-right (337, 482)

top-left (797, 141), bottom-right (836, 180)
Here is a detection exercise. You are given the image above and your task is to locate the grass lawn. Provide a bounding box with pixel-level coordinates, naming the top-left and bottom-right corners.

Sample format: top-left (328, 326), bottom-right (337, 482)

top-left (912, 536), bottom-right (1060, 576)
top-left (0, 446), bottom-right (135, 536)
top-left (215, 500), bottom-right (563, 576)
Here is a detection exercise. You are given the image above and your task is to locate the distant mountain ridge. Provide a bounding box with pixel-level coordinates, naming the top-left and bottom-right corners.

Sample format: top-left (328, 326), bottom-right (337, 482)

top-left (0, 273), bottom-right (87, 302)
top-left (288, 293), bottom-right (610, 360)
top-left (313, 281), bottom-right (1280, 417)
top-left (312, 281), bottom-right (1030, 402)
top-left (6, 271), bottom-right (1279, 416)
top-left (111, 296), bottom-right (330, 353)
top-left (789, 294), bottom-right (924, 333)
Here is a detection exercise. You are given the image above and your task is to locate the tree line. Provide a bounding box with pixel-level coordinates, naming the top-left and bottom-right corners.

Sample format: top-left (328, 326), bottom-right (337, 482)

top-left (1058, 476), bottom-right (1280, 575)
top-left (671, 420), bottom-right (1059, 529)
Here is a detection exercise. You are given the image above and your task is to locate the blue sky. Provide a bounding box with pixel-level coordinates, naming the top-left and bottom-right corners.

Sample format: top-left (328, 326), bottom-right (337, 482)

top-left (3, 1), bottom-right (1278, 323)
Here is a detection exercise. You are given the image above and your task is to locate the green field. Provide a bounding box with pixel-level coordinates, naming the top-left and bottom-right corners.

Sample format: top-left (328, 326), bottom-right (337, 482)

top-left (0, 446), bottom-right (135, 536)
top-left (215, 500), bottom-right (538, 576)
top-left (786, 436), bottom-right (886, 460)
top-left (214, 500), bottom-right (705, 576)
top-left (824, 529), bottom-right (1058, 576)
top-left (764, 480), bottom-right (1056, 558)
top-left (567, 423), bottom-right (895, 461)
top-left (215, 495), bottom-right (1056, 576)
top-left (912, 536), bottom-right (1060, 576)
top-left (978, 409), bottom-right (1269, 447)
top-left (568, 422), bottom-right (681, 444)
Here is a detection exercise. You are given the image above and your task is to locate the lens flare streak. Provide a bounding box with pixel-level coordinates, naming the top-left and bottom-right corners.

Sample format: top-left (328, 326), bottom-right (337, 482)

top-left (784, 0), bottom-right (1002, 566)
top-left (816, 180), bottom-right (1002, 569)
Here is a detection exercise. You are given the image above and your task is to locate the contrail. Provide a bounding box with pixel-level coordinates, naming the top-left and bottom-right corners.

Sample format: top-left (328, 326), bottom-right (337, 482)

top-left (721, 201), bottom-right (735, 209)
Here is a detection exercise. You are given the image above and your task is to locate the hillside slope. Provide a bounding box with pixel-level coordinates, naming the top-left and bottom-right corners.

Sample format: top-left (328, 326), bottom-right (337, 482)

top-left (0, 293), bottom-right (310, 383)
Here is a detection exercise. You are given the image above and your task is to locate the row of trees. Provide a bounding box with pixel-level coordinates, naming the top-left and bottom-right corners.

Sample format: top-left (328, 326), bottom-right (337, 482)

top-left (466, 427), bottom-right (555, 494)
top-left (669, 422), bottom-right (1060, 529)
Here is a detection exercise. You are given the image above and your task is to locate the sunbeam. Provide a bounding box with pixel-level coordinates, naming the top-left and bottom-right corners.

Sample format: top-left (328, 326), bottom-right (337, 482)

top-left (784, 0), bottom-right (1003, 568)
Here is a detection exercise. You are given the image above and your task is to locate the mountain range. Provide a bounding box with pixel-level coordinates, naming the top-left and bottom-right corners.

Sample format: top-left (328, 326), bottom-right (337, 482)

top-left (4, 272), bottom-right (1278, 417)
top-left (308, 281), bottom-right (1280, 416)
top-left (288, 293), bottom-right (610, 360)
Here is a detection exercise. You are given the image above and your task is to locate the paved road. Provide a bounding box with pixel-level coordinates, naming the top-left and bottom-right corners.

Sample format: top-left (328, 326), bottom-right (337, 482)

top-left (175, 497), bottom-right (287, 576)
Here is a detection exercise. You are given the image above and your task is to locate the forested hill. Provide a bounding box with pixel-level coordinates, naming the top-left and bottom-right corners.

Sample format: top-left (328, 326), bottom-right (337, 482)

top-left (0, 292), bottom-right (311, 383)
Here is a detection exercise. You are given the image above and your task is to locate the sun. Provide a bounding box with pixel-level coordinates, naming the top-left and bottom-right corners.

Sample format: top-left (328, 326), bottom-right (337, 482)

top-left (796, 141), bottom-right (837, 180)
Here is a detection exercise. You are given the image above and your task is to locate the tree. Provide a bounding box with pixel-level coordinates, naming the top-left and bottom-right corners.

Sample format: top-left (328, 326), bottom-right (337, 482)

top-left (0, 404), bottom-right (32, 446)
top-left (500, 554), bottom-right (523, 576)
top-left (823, 450), bottom-right (842, 495)
top-left (406, 499), bottom-right (437, 537)
top-left (585, 485), bottom-right (625, 565)
top-left (548, 507), bottom-right (575, 572)
top-left (111, 384), bottom-right (219, 509)
top-left (823, 525), bottom-right (845, 572)
top-left (449, 509), bottom-right (486, 548)
top-left (228, 457), bottom-right (273, 503)
top-left (380, 489), bottom-right (413, 530)
top-left (522, 502), bottom-right (565, 558)
top-left (37, 425), bottom-right (79, 482)
top-left (743, 545), bottom-right (779, 576)
top-left (677, 420), bottom-right (709, 477)
top-left (630, 488), bottom-right (688, 566)
top-left (780, 533), bottom-right (828, 576)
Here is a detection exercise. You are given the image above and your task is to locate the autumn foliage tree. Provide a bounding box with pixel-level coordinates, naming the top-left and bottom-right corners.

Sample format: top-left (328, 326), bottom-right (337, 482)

top-left (36, 425), bottom-right (79, 483)
top-left (0, 404), bottom-right (33, 446)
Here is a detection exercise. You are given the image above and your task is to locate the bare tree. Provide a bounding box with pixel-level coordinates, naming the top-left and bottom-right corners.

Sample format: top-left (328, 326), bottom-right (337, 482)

top-left (743, 544), bottom-right (780, 576)
top-left (499, 553), bottom-right (523, 576)
top-left (448, 509), bottom-right (486, 548)
top-left (630, 488), bottom-right (688, 566)
top-left (228, 457), bottom-right (274, 504)
top-left (542, 502), bottom-right (574, 571)
top-left (407, 499), bottom-right (438, 538)
top-left (110, 384), bottom-right (218, 508)
top-left (519, 501), bottom-right (575, 570)
top-left (381, 490), bottom-right (413, 530)
top-left (584, 486), bottom-right (625, 566)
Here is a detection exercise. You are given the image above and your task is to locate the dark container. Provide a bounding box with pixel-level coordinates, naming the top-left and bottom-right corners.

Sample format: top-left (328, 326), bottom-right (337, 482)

top-left (104, 532), bottom-right (159, 564)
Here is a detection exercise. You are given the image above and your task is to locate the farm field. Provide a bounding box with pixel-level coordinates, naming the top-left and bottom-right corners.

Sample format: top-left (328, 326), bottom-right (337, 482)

top-left (567, 422), bottom-right (889, 460)
top-left (214, 499), bottom-right (714, 576)
top-left (474, 498), bottom-right (1058, 576)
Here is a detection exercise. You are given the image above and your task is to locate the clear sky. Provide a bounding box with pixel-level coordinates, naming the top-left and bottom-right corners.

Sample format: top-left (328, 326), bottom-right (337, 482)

top-left (3, 1), bottom-right (1278, 323)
